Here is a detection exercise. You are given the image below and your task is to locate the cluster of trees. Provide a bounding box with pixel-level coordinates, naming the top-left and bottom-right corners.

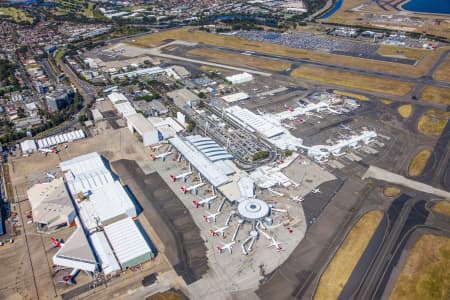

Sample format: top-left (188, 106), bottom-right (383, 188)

top-left (252, 150), bottom-right (270, 161)
top-left (135, 93), bottom-right (161, 102)
top-left (0, 59), bottom-right (18, 94)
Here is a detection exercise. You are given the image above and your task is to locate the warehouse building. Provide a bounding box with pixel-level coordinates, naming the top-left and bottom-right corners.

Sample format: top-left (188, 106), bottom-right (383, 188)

top-left (52, 153), bottom-right (155, 278)
top-left (36, 129), bottom-right (85, 149)
top-left (27, 178), bottom-right (76, 232)
top-left (225, 72), bottom-right (253, 84)
top-left (221, 92), bottom-right (250, 104)
top-left (107, 92), bottom-right (128, 104)
top-left (126, 114), bottom-right (160, 146)
top-left (167, 88), bottom-right (200, 109)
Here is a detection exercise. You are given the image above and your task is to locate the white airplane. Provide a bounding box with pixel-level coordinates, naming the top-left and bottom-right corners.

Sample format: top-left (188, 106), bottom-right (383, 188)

top-left (170, 171), bottom-right (192, 182)
top-left (311, 188), bottom-right (321, 194)
top-left (340, 124), bottom-right (352, 131)
top-left (193, 195), bottom-right (217, 208)
top-left (149, 144), bottom-right (163, 151)
top-left (180, 182), bottom-right (205, 194)
top-left (217, 241), bottom-right (235, 254)
top-left (39, 146), bottom-right (59, 154)
top-left (149, 151), bottom-right (172, 161)
top-left (46, 172), bottom-right (55, 180)
top-left (290, 195), bottom-right (304, 203)
top-left (210, 225), bottom-right (229, 237)
top-left (50, 237), bottom-right (64, 248)
top-left (332, 151), bottom-right (346, 157)
top-left (203, 211), bottom-right (221, 223)
top-left (268, 237), bottom-right (284, 252)
top-left (58, 269), bottom-right (79, 285)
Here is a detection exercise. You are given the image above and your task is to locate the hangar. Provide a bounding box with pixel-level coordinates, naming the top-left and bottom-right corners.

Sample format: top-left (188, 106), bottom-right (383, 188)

top-left (126, 113), bottom-right (160, 146)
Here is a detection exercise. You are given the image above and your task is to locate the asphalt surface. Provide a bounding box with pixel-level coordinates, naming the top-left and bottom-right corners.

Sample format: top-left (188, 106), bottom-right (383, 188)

top-left (256, 177), bottom-right (368, 300)
top-left (417, 117), bottom-right (450, 187)
top-left (111, 160), bottom-right (208, 285)
top-left (345, 197), bottom-right (430, 300)
top-left (338, 194), bottom-right (413, 299)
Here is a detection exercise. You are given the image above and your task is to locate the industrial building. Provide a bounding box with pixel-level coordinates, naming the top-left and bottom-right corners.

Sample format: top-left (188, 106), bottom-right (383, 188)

top-left (126, 113), bottom-right (160, 146)
top-left (27, 178), bottom-right (76, 232)
top-left (52, 153), bottom-right (154, 278)
top-left (107, 92), bottom-right (128, 104)
top-left (36, 129), bottom-right (85, 149)
top-left (225, 72), bottom-right (253, 84)
top-left (221, 92), bottom-right (250, 104)
top-left (20, 139), bottom-right (37, 154)
top-left (167, 88), bottom-right (200, 109)
top-left (114, 101), bottom-right (136, 118)
top-left (110, 67), bottom-right (166, 80)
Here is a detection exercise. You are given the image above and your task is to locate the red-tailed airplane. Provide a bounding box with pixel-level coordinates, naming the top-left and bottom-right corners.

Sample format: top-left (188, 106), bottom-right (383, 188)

top-left (50, 237), bottom-right (64, 248)
top-left (217, 241), bottom-right (235, 254)
top-left (193, 195), bottom-right (217, 208)
top-left (149, 151), bottom-right (172, 161)
top-left (180, 182), bottom-right (205, 195)
top-left (202, 211), bottom-right (221, 223)
top-left (210, 225), bottom-right (229, 237)
top-left (58, 269), bottom-right (79, 285)
top-left (170, 171), bottom-right (192, 182)
top-left (268, 237), bottom-right (284, 252)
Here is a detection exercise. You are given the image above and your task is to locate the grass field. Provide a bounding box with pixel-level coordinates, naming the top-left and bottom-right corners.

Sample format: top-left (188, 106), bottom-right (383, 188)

top-left (398, 104), bottom-right (413, 118)
top-left (408, 149), bottom-right (431, 177)
top-left (420, 86), bottom-right (450, 105)
top-left (434, 61), bottom-right (450, 82)
top-left (291, 66), bottom-right (413, 96)
top-left (315, 210), bottom-right (384, 300)
top-left (334, 90), bottom-right (369, 101)
top-left (377, 45), bottom-right (429, 60)
top-left (130, 28), bottom-right (446, 78)
top-left (389, 234), bottom-right (450, 300)
top-left (187, 48), bottom-right (291, 72)
top-left (384, 186), bottom-right (401, 197)
top-left (433, 201), bottom-right (450, 216)
top-left (0, 7), bottom-right (33, 24)
top-left (381, 99), bottom-right (393, 105)
top-left (417, 109), bottom-right (450, 136)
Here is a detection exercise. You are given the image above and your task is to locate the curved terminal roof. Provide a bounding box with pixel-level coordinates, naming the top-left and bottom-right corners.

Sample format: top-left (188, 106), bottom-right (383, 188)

top-left (186, 136), bottom-right (234, 162)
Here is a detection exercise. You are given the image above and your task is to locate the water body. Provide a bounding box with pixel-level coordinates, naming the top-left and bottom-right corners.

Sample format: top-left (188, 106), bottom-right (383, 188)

top-left (320, 0), bottom-right (343, 19)
top-left (402, 0), bottom-right (450, 14)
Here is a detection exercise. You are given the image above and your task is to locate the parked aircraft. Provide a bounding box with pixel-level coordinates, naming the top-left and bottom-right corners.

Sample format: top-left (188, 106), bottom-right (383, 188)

top-left (217, 241), bottom-right (235, 254)
top-left (193, 195), bottom-right (217, 208)
top-left (210, 226), bottom-right (229, 237)
top-left (180, 182), bottom-right (205, 194)
top-left (149, 151), bottom-right (172, 161)
top-left (203, 211), bottom-right (221, 223)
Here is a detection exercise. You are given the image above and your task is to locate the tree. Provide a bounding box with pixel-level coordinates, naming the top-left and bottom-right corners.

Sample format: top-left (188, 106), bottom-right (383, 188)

top-left (252, 150), bottom-right (270, 161)
top-left (197, 92), bottom-right (206, 99)
top-left (78, 115), bottom-right (88, 123)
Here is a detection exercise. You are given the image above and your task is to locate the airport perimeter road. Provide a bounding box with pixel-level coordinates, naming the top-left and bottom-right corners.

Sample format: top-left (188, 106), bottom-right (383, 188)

top-left (199, 44), bottom-right (450, 89)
